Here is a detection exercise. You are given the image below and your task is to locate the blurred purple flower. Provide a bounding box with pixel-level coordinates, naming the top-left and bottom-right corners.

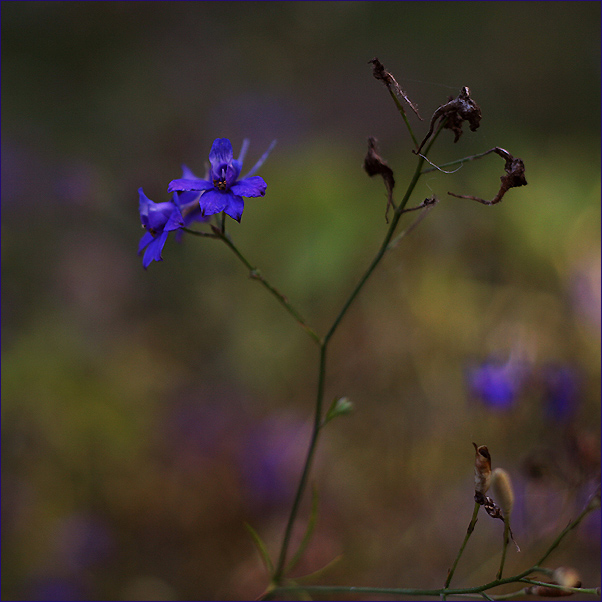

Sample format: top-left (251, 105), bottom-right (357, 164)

top-left (168, 138), bottom-right (275, 222)
top-left (28, 577), bottom-right (83, 602)
top-left (238, 415), bottom-right (307, 509)
top-left (541, 364), bottom-right (580, 421)
top-left (53, 512), bottom-right (114, 572)
top-left (467, 357), bottom-right (527, 410)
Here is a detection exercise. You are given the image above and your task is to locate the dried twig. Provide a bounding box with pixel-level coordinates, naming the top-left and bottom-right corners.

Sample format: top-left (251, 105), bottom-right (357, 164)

top-left (448, 147), bottom-right (527, 205)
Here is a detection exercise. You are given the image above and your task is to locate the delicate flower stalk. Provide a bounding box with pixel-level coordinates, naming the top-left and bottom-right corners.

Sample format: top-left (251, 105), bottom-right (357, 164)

top-left (135, 60), bottom-right (559, 600)
top-left (444, 501), bottom-right (480, 589)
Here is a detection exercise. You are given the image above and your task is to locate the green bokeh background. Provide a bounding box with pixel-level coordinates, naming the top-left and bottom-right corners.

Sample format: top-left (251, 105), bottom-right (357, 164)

top-left (2, 2), bottom-right (600, 600)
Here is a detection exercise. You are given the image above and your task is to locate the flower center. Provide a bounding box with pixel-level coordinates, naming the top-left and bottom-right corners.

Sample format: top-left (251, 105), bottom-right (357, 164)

top-left (213, 178), bottom-right (228, 191)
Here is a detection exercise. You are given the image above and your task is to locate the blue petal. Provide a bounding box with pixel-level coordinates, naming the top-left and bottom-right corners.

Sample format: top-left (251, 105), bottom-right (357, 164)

top-left (181, 164), bottom-right (199, 180)
top-left (199, 189), bottom-right (228, 216)
top-left (209, 138), bottom-right (234, 166)
top-left (138, 230), bottom-right (154, 254)
top-left (223, 194), bottom-right (245, 222)
top-left (227, 160), bottom-right (242, 186)
top-left (172, 189), bottom-right (199, 207)
top-left (168, 178), bottom-right (213, 193)
top-left (142, 230), bottom-right (169, 269)
top-left (138, 188), bottom-right (152, 223)
top-left (164, 203), bottom-right (184, 232)
top-left (237, 139), bottom-right (250, 164)
top-left (147, 201), bottom-right (177, 231)
top-left (231, 176), bottom-right (267, 198)
top-left (243, 140), bottom-right (277, 178)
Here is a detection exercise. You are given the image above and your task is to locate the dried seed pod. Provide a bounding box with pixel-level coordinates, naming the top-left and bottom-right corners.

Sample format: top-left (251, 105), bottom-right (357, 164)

top-left (473, 442), bottom-right (492, 494)
top-left (491, 467), bottom-right (515, 517)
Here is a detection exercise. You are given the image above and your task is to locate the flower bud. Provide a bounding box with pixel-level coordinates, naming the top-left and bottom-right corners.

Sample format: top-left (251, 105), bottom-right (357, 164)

top-left (473, 442), bottom-right (492, 494)
top-left (491, 467), bottom-right (514, 517)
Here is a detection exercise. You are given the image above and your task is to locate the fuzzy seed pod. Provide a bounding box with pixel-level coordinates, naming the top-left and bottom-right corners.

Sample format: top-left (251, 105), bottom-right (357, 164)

top-left (552, 567), bottom-right (581, 590)
top-left (491, 467), bottom-right (515, 517)
top-left (472, 442), bottom-right (492, 494)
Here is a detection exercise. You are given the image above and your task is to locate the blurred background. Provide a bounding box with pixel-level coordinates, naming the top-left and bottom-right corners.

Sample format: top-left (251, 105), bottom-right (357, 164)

top-left (2, 2), bottom-right (600, 600)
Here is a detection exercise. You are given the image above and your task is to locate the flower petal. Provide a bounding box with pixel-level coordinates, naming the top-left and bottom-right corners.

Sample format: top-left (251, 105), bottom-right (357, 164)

top-left (168, 178), bottom-right (213, 193)
top-left (146, 201), bottom-right (177, 231)
top-left (243, 140), bottom-right (277, 178)
top-left (138, 188), bottom-right (152, 224)
top-left (164, 203), bottom-right (184, 232)
top-left (231, 176), bottom-right (267, 198)
top-left (227, 160), bottom-right (242, 187)
top-left (209, 138), bottom-right (234, 167)
top-left (138, 230), bottom-right (155, 254)
top-left (173, 189), bottom-right (202, 207)
top-left (181, 164), bottom-right (199, 180)
top-left (237, 139), bottom-right (250, 164)
top-left (142, 230), bottom-right (169, 269)
top-left (223, 194), bottom-right (245, 222)
top-left (199, 189), bottom-right (227, 216)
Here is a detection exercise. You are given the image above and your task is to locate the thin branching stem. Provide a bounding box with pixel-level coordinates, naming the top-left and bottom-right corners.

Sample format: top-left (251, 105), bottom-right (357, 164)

top-left (271, 124), bottom-right (446, 590)
top-left (421, 148), bottom-right (498, 174)
top-left (211, 227), bottom-right (322, 344)
top-left (496, 517), bottom-right (511, 580)
top-left (267, 491), bottom-right (601, 600)
top-left (388, 89), bottom-right (420, 149)
top-left (273, 344), bottom-right (327, 582)
top-left (445, 502), bottom-right (480, 588)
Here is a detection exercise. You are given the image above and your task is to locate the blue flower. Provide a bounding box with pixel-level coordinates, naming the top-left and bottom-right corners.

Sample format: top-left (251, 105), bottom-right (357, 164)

top-left (138, 189), bottom-right (184, 269)
top-left (167, 138), bottom-right (275, 222)
top-left (466, 357), bottom-right (527, 410)
top-left (138, 166), bottom-right (210, 269)
top-left (541, 364), bottom-right (579, 421)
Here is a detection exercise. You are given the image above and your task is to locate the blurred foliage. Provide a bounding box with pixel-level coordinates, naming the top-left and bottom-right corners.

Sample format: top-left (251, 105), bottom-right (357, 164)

top-left (2, 2), bottom-right (600, 601)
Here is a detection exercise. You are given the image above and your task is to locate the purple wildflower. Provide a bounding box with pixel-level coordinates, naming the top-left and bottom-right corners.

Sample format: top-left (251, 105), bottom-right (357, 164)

top-left (467, 357), bottom-right (527, 410)
top-left (137, 188), bottom-right (184, 269)
top-left (541, 364), bottom-right (580, 421)
top-left (168, 138), bottom-right (275, 222)
top-left (138, 166), bottom-right (209, 269)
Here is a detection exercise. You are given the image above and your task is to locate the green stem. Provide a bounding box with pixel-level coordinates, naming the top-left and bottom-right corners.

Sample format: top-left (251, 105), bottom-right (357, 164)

top-left (496, 517), bottom-right (510, 580)
top-left (532, 487), bottom-right (600, 568)
top-left (213, 227), bottom-right (321, 344)
top-left (268, 582), bottom-right (600, 600)
top-left (266, 491), bottom-right (602, 600)
top-left (445, 502), bottom-right (480, 588)
top-left (385, 88), bottom-right (420, 148)
top-left (273, 343), bottom-right (327, 582)
top-left (272, 126), bottom-right (448, 588)
top-left (324, 154), bottom-right (425, 344)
